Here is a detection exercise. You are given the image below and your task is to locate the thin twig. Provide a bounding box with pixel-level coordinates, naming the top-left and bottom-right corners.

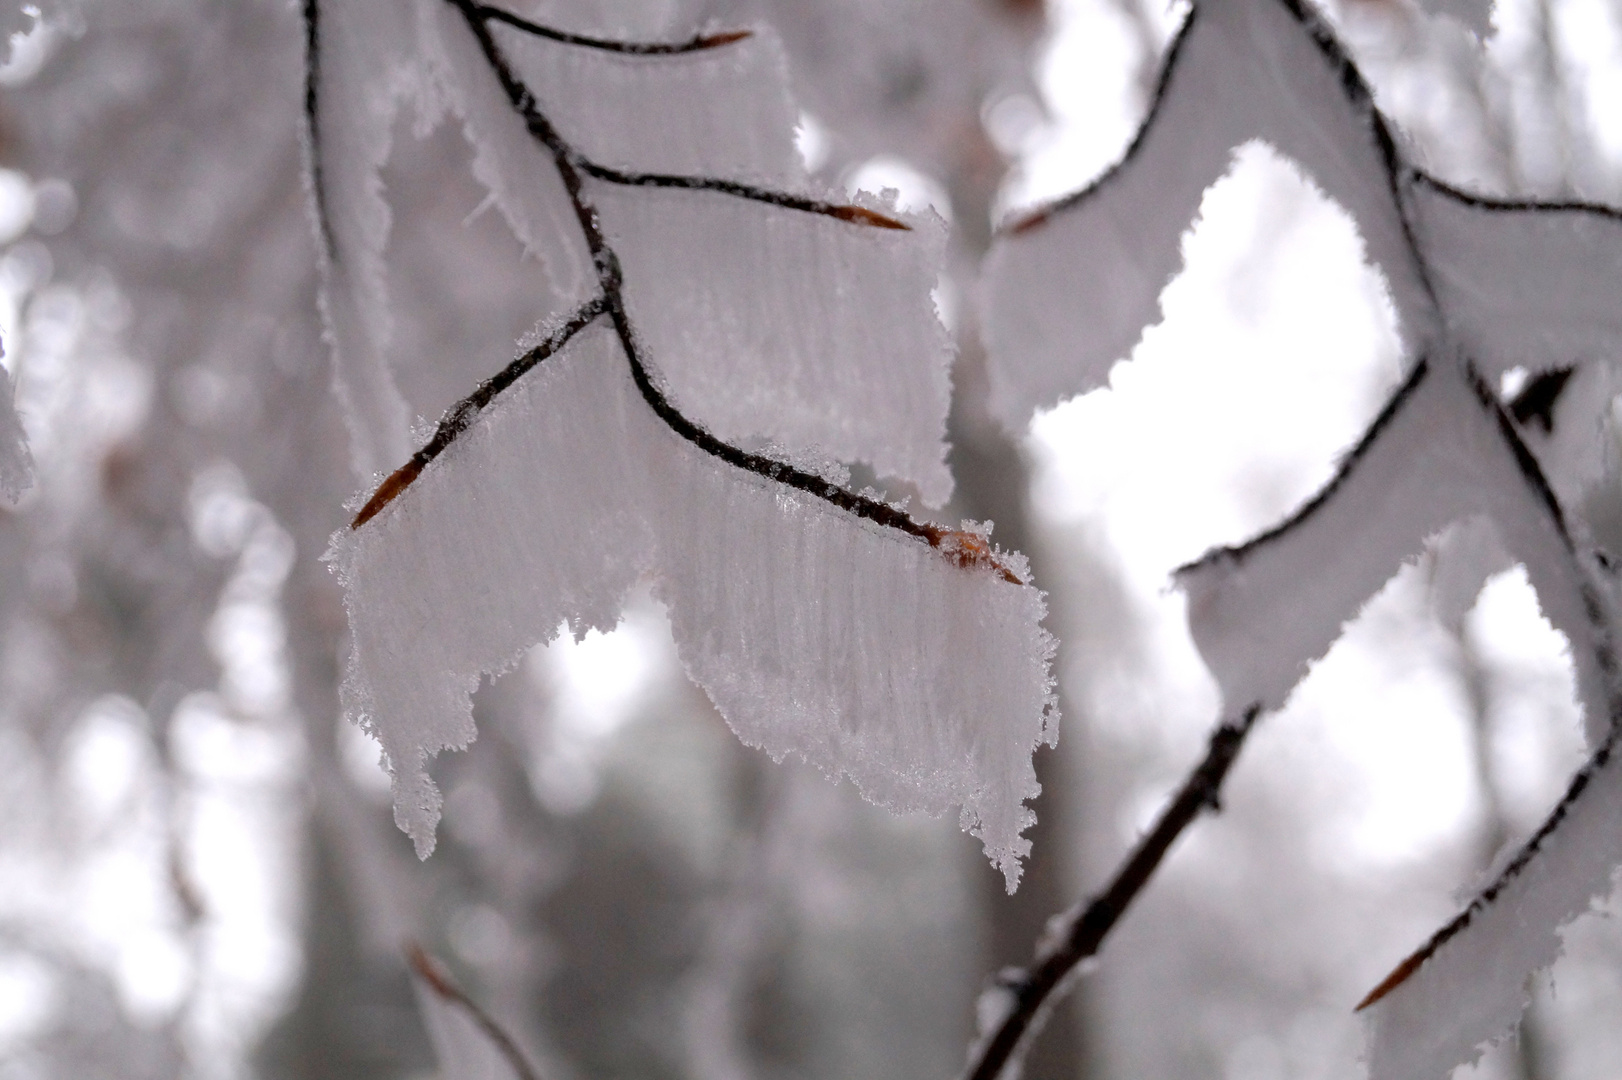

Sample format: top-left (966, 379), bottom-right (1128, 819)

top-left (408, 943), bottom-right (544, 1080)
top-left (478, 3), bottom-right (751, 55)
top-left (390, 0), bottom-right (1024, 582)
top-left (577, 160), bottom-right (909, 229)
top-left (962, 706), bottom-right (1262, 1080)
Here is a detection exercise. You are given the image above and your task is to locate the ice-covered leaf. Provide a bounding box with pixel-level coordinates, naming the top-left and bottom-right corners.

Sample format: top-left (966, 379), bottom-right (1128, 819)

top-left (334, 322), bottom-right (1054, 888)
top-left (1411, 177), bottom-right (1622, 384)
top-left (598, 184), bottom-right (953, 504)
top-left (981, 0), bottom-right (1432, 432)
top-left (1176, 358), bottom-right (1616, 745)
top-left (495, 15), bottom-right (802, 185)
top-left (305, 0), bottom-right (420, 479)
top-left (319, 1), bottom-right (1054, 888)
top-left (1361, 725), bottom-right (1622, 1077)
top-left (982, 0), bottom-right (1622, 1065)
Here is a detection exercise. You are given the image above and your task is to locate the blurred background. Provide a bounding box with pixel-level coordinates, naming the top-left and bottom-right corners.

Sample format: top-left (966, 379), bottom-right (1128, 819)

top-left (0, 0), bottom-right (1620, 1077)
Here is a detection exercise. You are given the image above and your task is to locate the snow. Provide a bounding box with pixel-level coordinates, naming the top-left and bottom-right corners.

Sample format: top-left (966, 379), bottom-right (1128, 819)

top-left (495, 19), bottom-right (803, 186)
top-left (0, 359), bottom-right (31, 503)
top-left (419, 0), bottom-right (593, 302)
top-left (1410, 179), bottom-right (1622, 384)
top-left (981, 0), bottom-right (1433, 433)
top-left (1176, 360), bottom-right (1616, 750)
top-left (599, 184), bottom-right (955, 504)
top-left (332, 323), bottom-right (1055, 889)
top-left (1365, 729), bottom-right (1622, 1079)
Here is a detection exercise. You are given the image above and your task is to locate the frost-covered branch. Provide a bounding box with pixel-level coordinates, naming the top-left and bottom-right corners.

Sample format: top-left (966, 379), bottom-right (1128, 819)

top-left (963, 707), bottom-right (1261, 1080)
top-left (351, 294), bottom-right (610, 527)
top-left (983, 0), bottom-right (1622, 1070)
top-left (331, 0), bottom-right (1018, 579)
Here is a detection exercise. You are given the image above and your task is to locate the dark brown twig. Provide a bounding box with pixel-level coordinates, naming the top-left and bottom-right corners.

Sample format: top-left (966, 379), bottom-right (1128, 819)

top-left (478, 3), bottom-right (751, 54)
top-left (408, 943), bottom-right (544, 1080)
top-left (962, 706), bottom-right (1262, 1080)
top-left (351, 295), bottom-right (609, 527)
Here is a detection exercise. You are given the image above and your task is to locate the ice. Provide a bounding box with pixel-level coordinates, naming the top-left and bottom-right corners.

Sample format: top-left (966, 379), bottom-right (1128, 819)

top-left (599, 184), bottom-right (954, 504)
top-left (1365, 730), bottom-right (1622, 1079)
top-left (0, 347), bottom-right (31, 503)
top-left (411, 955), bottom-right (528, 1080)
top-left (1176, 359), bottom-right (1617, 744)
top-left (308, 0), bottom-right (420, 479)
top-left (418, 0), bottom-right (593, 301)
top-left (980, 0), bottom-right (1432, 433)
top-left (332, 324), bottom-right (1055, 888)
top-left (495, 18), bottom-right (803, 186)
top-left (1410, 178), bottom-right (1622, 383)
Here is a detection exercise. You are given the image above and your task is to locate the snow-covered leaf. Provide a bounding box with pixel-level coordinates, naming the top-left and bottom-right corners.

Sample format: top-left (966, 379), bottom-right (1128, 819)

top-left (981, 0), bottom-right (1432, 432)
top-left (982, 0), bottom-right (1622, 1066)
top-left (316, 0), bottom-right (1056, 888)
top-left (334, 321), bottom-right (1055, 888)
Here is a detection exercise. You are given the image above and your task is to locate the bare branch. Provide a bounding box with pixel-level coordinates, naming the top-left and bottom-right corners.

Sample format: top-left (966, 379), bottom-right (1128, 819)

top-left (962, 706), bottom-right (1262, 1080)
top-left (408, 943), bottom-right (544, 1080)
top-left (477, 3), bottom-right (751, 55)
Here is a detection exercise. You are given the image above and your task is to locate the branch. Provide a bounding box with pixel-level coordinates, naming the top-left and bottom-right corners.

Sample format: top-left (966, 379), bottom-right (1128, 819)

top-left (962, 706), bottom-right (1262, 1080)
top-left (477, 3), bottom-right (751, 55)
top-left (408, 943), bottom-right (544, 1080)
top-left (365, 0), bottom-right (1025, 582)
top-left (351, 295), bottom-right (609, 527)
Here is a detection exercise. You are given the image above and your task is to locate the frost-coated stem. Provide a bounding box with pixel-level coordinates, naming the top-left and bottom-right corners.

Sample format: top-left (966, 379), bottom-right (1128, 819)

top-left (961, 706), bottom-right (1262, 1080)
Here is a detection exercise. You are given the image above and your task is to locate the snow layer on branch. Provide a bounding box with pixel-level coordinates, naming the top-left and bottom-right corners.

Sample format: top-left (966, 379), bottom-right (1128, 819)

top-left (1366, 732), bottom-right (1622, 1079)
top-left (598, 185), bottom-right (954, 505)
top-left (1176, 360), bottom-right (1616, 746)
top-left (496, 20), bottom-right (803, 186)
top-left (332, 324), bottom-right (1055, 889)
top-left (310, 0), bottom-right (419, 479)
top-left (1410, 182), bottom-right (1622, 382)
top-left (981, 0), bottom-right (1432, 432)
top-left (418, 0), bottom-right (592, 301)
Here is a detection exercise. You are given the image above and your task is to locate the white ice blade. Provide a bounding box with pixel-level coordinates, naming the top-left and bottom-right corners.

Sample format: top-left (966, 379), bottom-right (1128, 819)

top-left (419, 0), bottom-right (594, 302)
top-left (1176, 359), bottom-right (1616, 747)
top-left (1409, 176), bottom-right (1622, 383)
top-left (334, 324), bottom-right (1055, 885)
top-left (1365, 729), bottom-right (1622, 1079)
top-left (309, 0), bottom-right (421, 479)
top-left (981, 0), bottom-right (1432, 432)
top-left (599, 184), bottom-right (954, 505)
top-left (411, 959), bottom-right (529, 1080)
top-left (332, 324), bottom-right (653, 855)
top-left (494, 18), bottom-right (804, 186)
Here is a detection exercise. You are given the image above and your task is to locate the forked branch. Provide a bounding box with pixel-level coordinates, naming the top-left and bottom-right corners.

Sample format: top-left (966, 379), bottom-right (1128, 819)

top-left (313, 0), bottom-right (1023, 582)
top-left (963, 706), bottom-right (1262, 1080)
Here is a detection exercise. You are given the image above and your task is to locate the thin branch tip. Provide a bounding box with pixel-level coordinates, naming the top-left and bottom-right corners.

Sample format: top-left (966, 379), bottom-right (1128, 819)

top-left (351, 463), bottom-right (422, 529)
